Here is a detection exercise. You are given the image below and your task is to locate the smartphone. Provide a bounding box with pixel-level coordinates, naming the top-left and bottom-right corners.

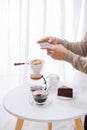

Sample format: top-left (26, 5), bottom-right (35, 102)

top-left (39, 42), bottom-right (50, 48)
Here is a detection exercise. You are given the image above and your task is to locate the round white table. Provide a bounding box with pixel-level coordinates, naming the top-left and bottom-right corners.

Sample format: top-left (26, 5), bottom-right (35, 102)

top-left (3, 83), bottom-right (87, 130)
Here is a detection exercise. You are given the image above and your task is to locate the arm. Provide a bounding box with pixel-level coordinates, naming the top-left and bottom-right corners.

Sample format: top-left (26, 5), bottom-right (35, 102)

top-left (58, 32), bottom-right (87, 56)
top-left (64, 50), bottom-right (87, 74)
top-left (37, 36), bottom-right (87, 74)
top-left (42, 44), bottom-right (87, 74)
top-left (37, 36), bottom-right (87, 56)
top-left (58, 39), bottom-right (87, 56)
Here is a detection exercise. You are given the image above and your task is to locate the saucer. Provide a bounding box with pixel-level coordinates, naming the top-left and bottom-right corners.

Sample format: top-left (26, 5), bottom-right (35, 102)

top-left (28, 98), bottom-right (52, 107)
top-left (35, 100), bottom-right (48, 105)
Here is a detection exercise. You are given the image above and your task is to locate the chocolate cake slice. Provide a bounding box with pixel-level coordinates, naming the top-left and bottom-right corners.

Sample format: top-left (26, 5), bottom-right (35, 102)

top-left (57, 86), bottom-right (73, 98)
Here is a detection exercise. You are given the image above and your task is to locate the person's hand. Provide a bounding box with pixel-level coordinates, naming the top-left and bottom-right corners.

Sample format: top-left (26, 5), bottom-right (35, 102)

top-left (37, 36), bottom-right (59, 45)
top-left (43, 44), bottom-right (68, 60)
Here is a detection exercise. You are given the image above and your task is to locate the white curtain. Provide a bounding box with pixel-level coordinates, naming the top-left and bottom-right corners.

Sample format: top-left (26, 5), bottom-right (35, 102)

top-left (0, 0), bottom-right (87, 97)
top-left (0, 0), bottom-right (87, 96)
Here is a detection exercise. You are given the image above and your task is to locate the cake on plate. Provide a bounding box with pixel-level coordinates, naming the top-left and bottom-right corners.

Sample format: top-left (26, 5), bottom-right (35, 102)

top-left (57, 85), bottom-right (73, 98)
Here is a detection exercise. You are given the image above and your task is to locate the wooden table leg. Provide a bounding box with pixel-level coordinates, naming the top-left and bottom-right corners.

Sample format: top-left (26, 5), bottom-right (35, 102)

top-left (15, 118), bottom-right (24, 130)
top-left (48, 122), bottom-right (52, 130)
top-left (74, 118), bottom-right (84, 130)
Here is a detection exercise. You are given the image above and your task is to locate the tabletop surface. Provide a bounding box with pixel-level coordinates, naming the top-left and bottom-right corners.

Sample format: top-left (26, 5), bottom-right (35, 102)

top-left (3, 82), bottom-right (87, 122)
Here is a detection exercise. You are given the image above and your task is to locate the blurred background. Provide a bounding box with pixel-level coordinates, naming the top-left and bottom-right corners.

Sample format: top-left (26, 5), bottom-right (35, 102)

top-left (0, 0), bottom-right (87, 129)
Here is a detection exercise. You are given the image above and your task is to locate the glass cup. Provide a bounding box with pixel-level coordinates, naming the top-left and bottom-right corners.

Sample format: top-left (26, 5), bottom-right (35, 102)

top-left (32, 90), bottom-right (48, 104)
top-left (47, 73), bottom-right (59, 94)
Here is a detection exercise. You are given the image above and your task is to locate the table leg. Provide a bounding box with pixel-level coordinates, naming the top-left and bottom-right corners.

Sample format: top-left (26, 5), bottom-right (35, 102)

top-left (48, 122), bottom-right (52, 130)
top-left (74, 118), bottom-right (84, 130)
top-left (15, 118), bottom-right (24, 130)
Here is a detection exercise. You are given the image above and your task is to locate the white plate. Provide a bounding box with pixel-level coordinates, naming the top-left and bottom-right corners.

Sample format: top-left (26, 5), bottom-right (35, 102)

top-left (58, 93), bottom-right (75, 100)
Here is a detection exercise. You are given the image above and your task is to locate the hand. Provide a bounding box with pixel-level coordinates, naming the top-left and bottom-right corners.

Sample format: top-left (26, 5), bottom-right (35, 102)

top-left (37, 36), bottom-right (59, 45)
top-left (43, 44), bottom-right (68, 60)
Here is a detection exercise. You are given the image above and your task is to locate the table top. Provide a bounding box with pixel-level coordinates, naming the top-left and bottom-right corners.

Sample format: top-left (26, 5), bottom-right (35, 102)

top-left (3, 82), bottom-right (87, 123)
